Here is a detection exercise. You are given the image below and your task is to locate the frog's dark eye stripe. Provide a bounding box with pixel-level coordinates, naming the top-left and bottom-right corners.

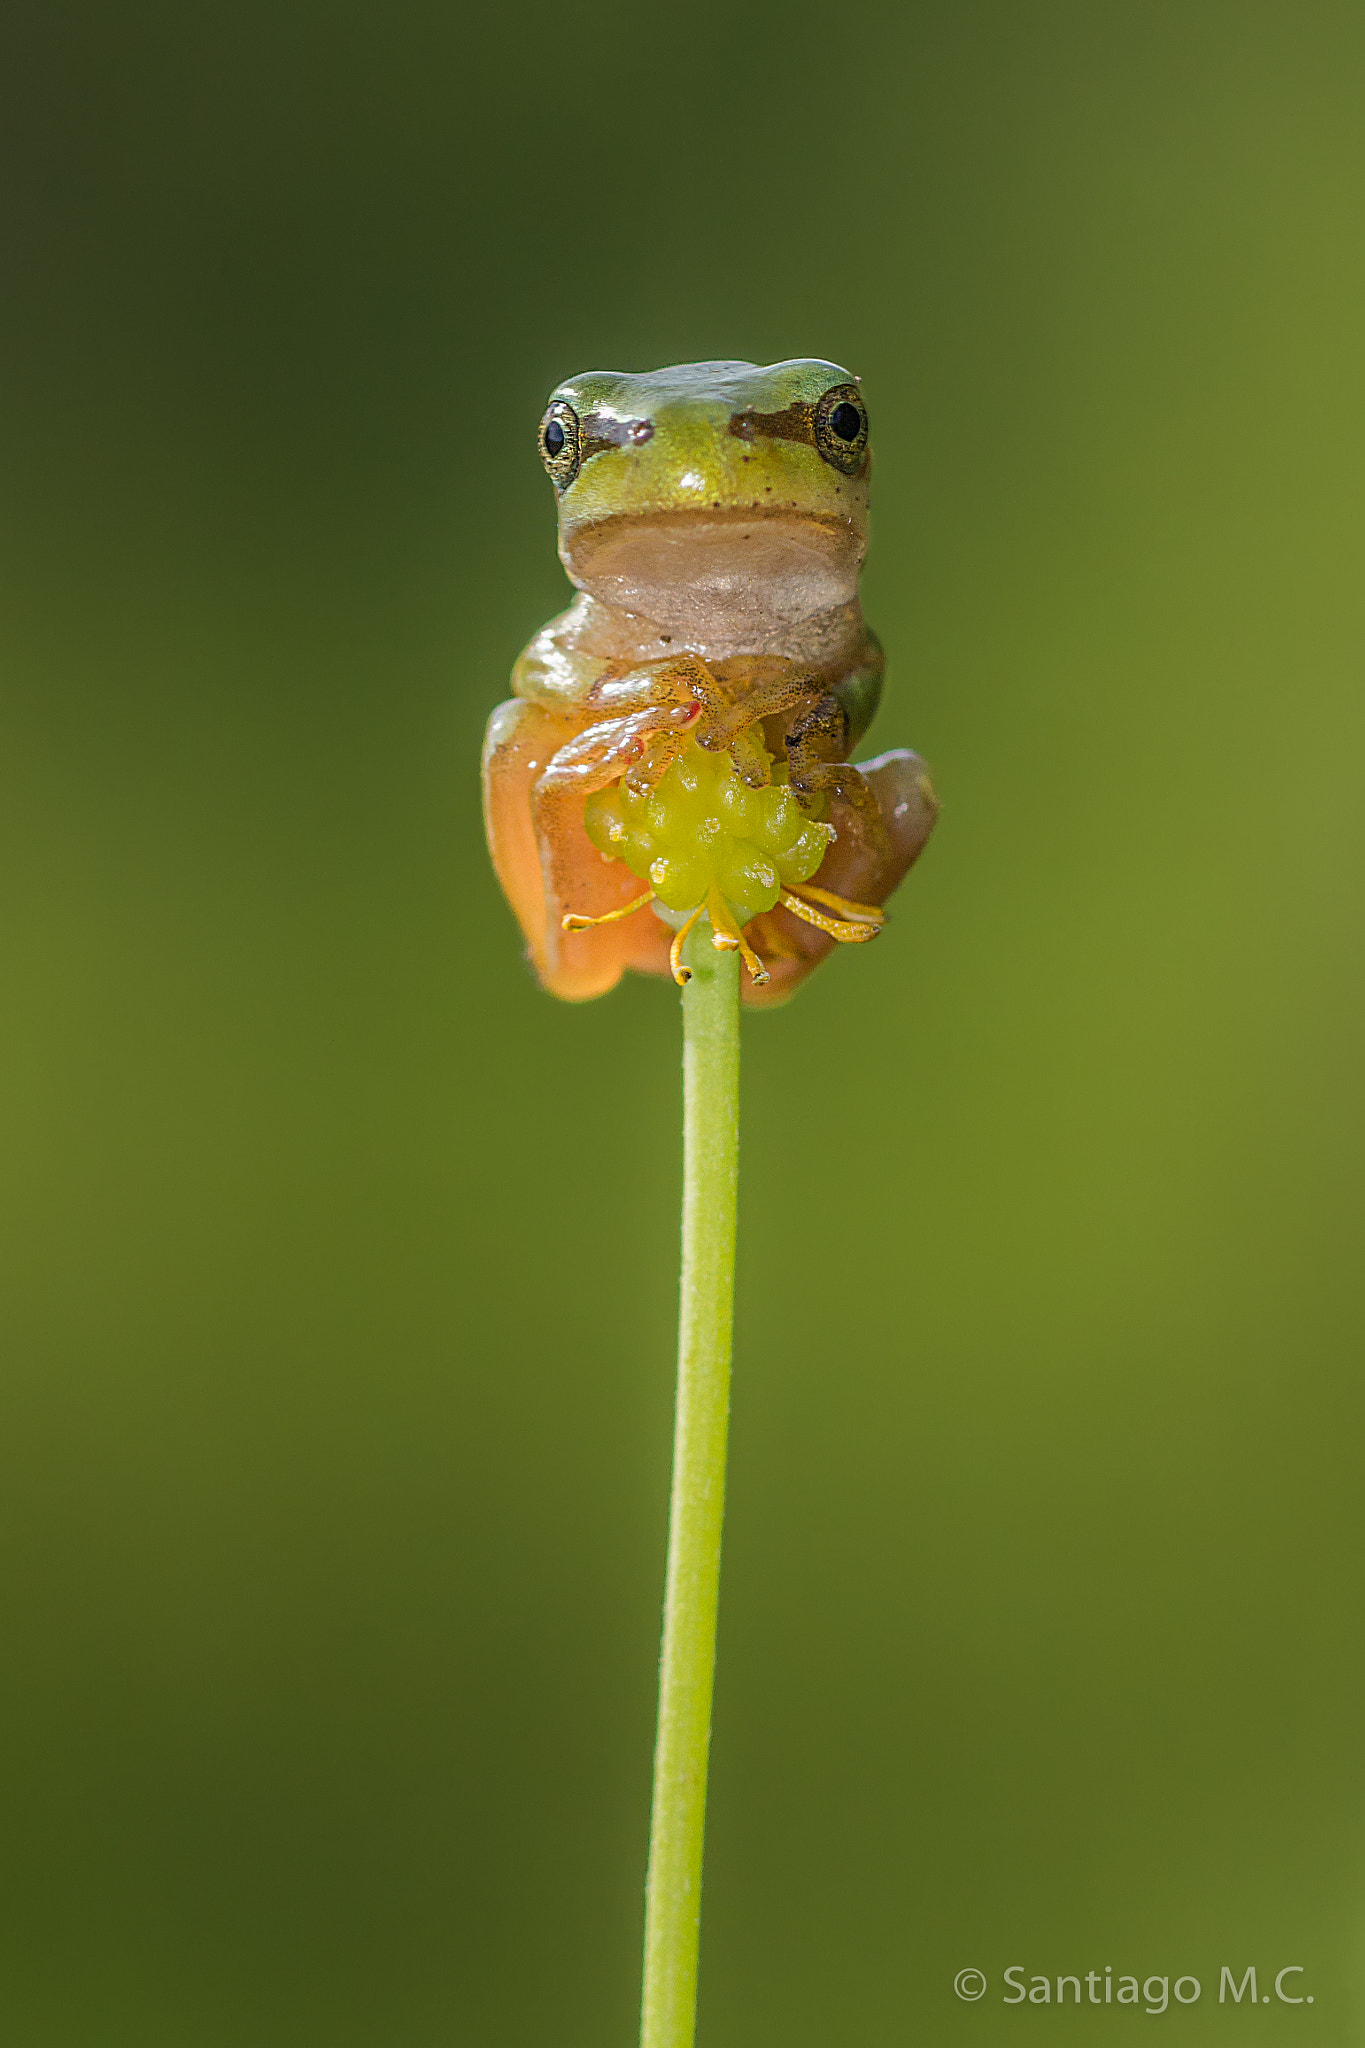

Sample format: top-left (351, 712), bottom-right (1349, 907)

top-left (578, 414), bottom-right (655, 464)
top-left (539, 401), bottom-right (580, 491)
top-left (728, 383), bottom-right (870, 478)
top-left (729, 401), bottom-right (816, 451)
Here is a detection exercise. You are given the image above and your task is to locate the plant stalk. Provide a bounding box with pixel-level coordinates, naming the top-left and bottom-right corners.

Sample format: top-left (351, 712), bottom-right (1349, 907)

top-left (640, 927), bottom-right (741, 2048)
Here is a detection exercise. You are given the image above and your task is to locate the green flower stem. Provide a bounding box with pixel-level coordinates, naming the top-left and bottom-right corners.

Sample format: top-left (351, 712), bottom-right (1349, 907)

top-left (640, 923), bottom-right (741, 2048)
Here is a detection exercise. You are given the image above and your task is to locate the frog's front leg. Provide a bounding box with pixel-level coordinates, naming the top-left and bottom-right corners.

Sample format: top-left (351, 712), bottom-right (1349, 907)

top-left (695, 637), bottom-right (886, 778)
top-left (695, 670), bottom-right (821, 786)
top-left (784, 691), bottom-right (889, 849)
top-left (579, 654), bottom-right (733, 791)
top-left (586, 650), bottom-right (724, 719)
top-left (587, 652), bottom-right (781, 794)
top-left (533, 699), bottom-right (701, 804)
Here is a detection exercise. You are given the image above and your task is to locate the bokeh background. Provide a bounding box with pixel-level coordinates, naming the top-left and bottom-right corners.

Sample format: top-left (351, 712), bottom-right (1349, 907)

top-left (3, 0), bottom-right (1363, 2039)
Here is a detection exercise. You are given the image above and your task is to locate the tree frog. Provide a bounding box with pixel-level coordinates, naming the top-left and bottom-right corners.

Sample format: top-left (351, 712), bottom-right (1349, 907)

top-left (482, 358), bottom-right (938, 1004)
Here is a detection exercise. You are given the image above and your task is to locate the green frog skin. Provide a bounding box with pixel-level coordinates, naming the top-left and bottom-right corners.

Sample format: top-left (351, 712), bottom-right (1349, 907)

top-left (482, 358), bottom-right (939, 1004)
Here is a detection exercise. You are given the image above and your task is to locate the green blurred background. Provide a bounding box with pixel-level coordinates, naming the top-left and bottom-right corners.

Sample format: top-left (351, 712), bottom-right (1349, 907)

top-left (2, 0), bottom-right (1363, 2039)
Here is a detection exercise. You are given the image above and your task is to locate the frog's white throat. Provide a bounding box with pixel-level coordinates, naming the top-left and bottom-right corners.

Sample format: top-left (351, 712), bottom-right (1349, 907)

top-left (561, 509), bottom-right (864, 653)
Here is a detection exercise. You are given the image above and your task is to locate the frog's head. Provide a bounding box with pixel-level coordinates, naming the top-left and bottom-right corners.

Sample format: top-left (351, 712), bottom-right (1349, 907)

top-left (536, 359), bottom-right (871, 643)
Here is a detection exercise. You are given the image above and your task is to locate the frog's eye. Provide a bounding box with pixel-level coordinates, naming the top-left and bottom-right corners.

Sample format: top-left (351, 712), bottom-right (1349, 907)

top-left (539, 401), bottom-right (581, 491)
top-left (813, 385), bottom-right (869, 476)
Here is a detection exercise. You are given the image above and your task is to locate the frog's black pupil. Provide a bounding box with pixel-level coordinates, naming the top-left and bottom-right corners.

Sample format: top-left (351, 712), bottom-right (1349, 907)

top-left (830, 401), bottom-right (862, 443)
top-left (545, 419), bottom-right (566, 455)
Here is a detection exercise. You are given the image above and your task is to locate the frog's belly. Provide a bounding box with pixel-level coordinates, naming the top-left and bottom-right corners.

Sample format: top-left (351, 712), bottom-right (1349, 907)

top-left (565, 509), bottom-right (861, 650)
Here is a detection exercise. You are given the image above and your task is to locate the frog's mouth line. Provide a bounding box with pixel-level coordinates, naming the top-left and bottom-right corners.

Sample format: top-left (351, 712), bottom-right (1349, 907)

top-left (562, 507), bottom-right (864, 639)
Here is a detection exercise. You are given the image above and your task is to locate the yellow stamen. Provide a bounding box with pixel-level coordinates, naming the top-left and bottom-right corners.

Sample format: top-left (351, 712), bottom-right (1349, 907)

top-left (778, 889), bottom-right (881, 943)
top-left (562, 889), bottom-right (655, 932)
top-left (669, 903), bottom-right (706, 986)
top-left (785, 881), bottom-right (885, 925)
top-left (708, 885), bottom-right (770, 985)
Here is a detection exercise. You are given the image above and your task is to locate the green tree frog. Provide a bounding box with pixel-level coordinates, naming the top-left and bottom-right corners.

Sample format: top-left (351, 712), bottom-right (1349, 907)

top-left (482, 358), bottom-right (938, 1004)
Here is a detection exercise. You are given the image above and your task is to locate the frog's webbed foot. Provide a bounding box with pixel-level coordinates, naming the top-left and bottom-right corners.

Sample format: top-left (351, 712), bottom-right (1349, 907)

top-left (784, 691), bottom-right (890, 853)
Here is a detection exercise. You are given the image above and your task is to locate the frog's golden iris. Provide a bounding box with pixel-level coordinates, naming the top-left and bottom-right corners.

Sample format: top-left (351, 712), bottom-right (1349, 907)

top-left (539, 400), bottom-right (580, 491)
top-left (485, 359), bottom-right (939, 1004)
top-left (812, 385), bottom-right (869, 473)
